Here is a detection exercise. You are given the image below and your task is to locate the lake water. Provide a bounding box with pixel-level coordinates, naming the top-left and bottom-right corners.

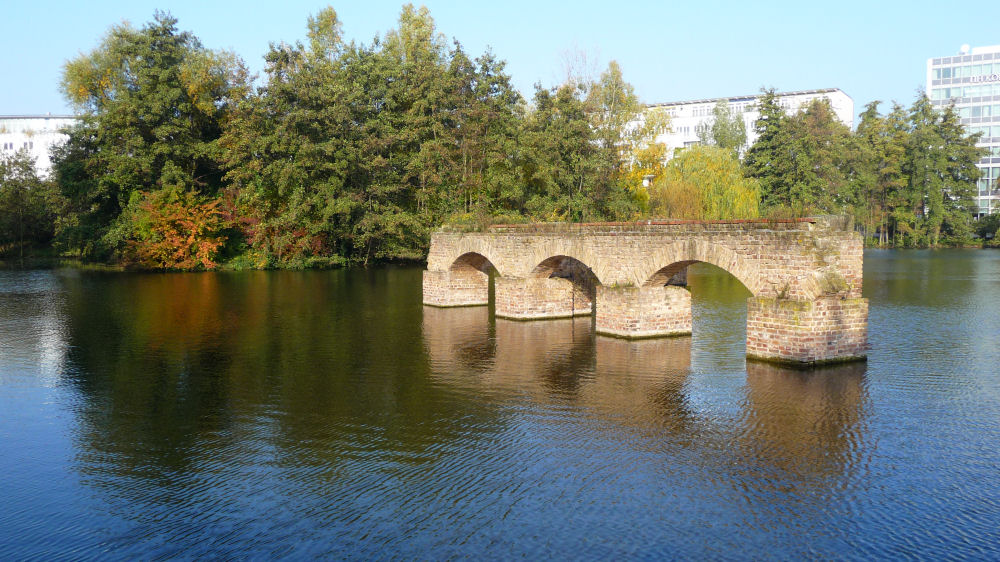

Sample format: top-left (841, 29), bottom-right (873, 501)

top-left (1, 250), bottom-right (999, 559)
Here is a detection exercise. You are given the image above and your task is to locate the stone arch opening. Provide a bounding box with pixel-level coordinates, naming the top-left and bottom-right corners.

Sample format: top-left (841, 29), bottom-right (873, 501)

top-left (424, 252), bottom-right (497, 308)
top-left (639, 242), bottom-right (763, 297)
top-left (449, 252), bottom-right (497, 275)
top-left (643, 260), bottom-right (753, 295)
top-left (530, 255), bottom-right (600, 312)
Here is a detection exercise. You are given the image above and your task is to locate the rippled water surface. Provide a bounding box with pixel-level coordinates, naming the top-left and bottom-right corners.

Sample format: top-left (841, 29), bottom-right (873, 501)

top-left (1, 251), bottom-right (999, 559)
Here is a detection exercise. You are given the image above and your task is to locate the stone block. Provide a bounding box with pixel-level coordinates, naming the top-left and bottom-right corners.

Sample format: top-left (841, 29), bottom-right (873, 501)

top-left (595, 285), bottom-right (692, 339)
top-left (495, 276), bottom-right (592, 320)
top-left (746, 296), bottom-right (869, 365)
top-left (422, 269), bottom-right (488, 307)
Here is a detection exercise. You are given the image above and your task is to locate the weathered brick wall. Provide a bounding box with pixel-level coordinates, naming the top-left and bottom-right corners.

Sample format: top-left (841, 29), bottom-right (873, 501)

top-left (495, 277), bottom-right (592, 319)
top-left (426, 217), bottom-right (863, 300)
top-left (424, 217), bottom-right (868, 364)
top-left (422, 269), bottom-right (489, 307)
top-left (746, 296), bottom-right (869, 365)
top-left (595, 285), bottom-right (692, 338)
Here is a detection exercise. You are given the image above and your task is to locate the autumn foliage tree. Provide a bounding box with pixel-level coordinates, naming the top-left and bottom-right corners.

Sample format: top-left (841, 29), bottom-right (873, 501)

top-left (124, 190), bottom-right (227, 269)
top-left (54, 11), bottom-right (248, 267)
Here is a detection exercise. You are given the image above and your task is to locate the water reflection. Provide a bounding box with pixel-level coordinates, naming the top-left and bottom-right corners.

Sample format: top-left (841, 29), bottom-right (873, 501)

top-left (6, 253), bottom-right (1000, 559)
top-left (741, 360), bottom-right (869, 479)
top-left (422, 305), bottom-right (869, 483)
top-left (0, 270), bottom-right (69, 387)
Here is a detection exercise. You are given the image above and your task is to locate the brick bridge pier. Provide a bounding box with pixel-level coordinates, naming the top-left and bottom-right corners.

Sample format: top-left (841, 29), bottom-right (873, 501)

top-left (422, 217), bottom-right (868, 365)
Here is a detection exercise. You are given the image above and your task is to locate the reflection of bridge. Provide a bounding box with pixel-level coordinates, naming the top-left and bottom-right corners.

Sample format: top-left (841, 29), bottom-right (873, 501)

top-left (422, 306), bottom-right (869, 476)
top-left (423, 217), bottom-right (868, 365)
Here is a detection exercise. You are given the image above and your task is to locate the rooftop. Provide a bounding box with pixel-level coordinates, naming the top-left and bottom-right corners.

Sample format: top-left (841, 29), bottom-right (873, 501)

top-left (645, 88), bottom-right (848, 109)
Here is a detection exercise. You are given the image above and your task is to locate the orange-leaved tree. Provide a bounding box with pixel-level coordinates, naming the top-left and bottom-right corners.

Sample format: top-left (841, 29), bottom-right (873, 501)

top-left (125, 190), bottom-right (227, 270)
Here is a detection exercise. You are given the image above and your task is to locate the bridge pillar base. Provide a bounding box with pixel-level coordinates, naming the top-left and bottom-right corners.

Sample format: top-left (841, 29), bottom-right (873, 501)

top-left (746, 296), bottom-right (869, 365)
top-left (595, 285), bottom-right (692, 339)
top-left (495, 277), bottom-right (592, 320)
top-left (422, 270), bottom-right (488, 307)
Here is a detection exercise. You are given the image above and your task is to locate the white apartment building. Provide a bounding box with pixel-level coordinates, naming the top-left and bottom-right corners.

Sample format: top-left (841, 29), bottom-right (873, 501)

top-left (0, 115), bottom-right (78, 177)
top-left (643, 88), bottom-right (855, 157)
top-left (927, 44), bottom-right (1000, 217)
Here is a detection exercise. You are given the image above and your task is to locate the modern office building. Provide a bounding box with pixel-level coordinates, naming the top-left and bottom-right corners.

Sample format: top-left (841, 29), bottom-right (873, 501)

top-left (643, 88), bottom-right (854, 157)
top-left (0, 115), bottom-right (78, 177)
top-left (927, 44), bottom-right (1000, 216)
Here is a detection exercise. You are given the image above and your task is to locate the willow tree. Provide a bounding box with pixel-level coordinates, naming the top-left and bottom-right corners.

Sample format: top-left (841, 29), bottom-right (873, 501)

top-left (648, 146), bottom-right (760, 219)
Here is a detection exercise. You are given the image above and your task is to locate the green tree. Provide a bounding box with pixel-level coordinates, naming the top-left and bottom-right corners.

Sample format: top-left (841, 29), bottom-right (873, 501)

top-left (221, 5), bottom-right (524, 265)
top-left (744, 91), bottom-right (852, 215)
top-left (849, 101), bottom-right (908, 245)
top-left (55, 11), bottom-right (249, 265)
top-left (520, 83), bottom-right (603, 221)
top-left (905, 96), bottom-right (983, 246)
top-left (648, 146), bottom-right (760, 219)
top-left (697, 99), bottom-right (747, 157)
top-left (587, 61), bottom-right (641, 174)
top-left (744, 89), bottom-right (793, 210)
top-left (221, 8), bottom-right (364, 267)
top-left (0, 150), bottom-right (61, 262)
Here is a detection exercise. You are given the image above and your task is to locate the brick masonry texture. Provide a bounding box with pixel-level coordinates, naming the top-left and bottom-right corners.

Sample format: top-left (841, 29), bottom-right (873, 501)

top-left (746, 296), bottom-right (869, 365)
top-left (495, 277), bottom-right (592, 319)
top-left (595, 285), bottom-right (692, 338)
top-left (422, 270), bottom-right (488, 307)
top-left (423, 217), bottom-right (868, 364)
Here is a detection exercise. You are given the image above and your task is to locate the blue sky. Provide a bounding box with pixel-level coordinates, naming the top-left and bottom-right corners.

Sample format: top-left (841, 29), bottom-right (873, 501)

top-left (2, 0), bottom-right (998, 122)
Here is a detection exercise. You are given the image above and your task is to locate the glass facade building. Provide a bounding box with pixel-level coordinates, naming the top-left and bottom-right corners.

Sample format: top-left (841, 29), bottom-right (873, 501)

top-left (927, 45), bottom-right (1000, 216)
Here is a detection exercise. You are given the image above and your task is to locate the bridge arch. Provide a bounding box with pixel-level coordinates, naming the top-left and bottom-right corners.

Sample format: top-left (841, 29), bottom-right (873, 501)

top-left (531, 254), bottom-right (600, 310)
top-left (424, 219), bottom-right (868, 364)
top-left (639, 242), bottom-right (764, 296)
top-left (450, 251), bottom-right (497, 275)
top-left (440, 239), bottom-right (506, 278)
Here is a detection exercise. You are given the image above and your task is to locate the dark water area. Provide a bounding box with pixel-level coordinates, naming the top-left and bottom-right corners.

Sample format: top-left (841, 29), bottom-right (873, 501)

top-left (1, 250), bottom-right (999, 559)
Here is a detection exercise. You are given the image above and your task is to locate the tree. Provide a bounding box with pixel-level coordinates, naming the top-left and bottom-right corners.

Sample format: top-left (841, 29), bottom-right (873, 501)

top-left (587, 61), bottom-right (642, 173)
top-left (520, 83), bottom-right (602, 221)
top-left (697, 100), bottom-right (747, 157)
top-left (904, 96), bottom-right (983, 246)
top-left (648, 146), bottom-right (760, 219)
top-left (55, 11), bottom-right (249, 265)
top-left (0, 150), bottom-right (61, 262)
top-left (849, 101), bottom-right (908, 245)
top-left (744, 89), bottom-right (793, 210)
top-left (221, 4), bottom-right (524, 265)
top-left (744, 92), bottom-right (852, 215)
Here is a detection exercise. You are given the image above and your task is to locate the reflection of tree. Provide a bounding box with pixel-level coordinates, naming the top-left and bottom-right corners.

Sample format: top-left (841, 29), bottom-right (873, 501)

top-left (60, 268), bottom-right (504, 511)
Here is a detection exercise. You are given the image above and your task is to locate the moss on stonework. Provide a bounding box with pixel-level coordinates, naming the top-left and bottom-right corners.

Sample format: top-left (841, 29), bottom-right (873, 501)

top-left (595, 329), bottom-right (692, 340)
top-left (746, 353), bottom-right (868, 369)
top-left (818, 271), bottom-right (849, 294)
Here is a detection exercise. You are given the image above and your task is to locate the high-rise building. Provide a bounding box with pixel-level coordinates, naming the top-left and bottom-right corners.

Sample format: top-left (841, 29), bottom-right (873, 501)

top-left (644, 88), bottom-right (854, 157)
top-left (926, 44), bottom-right (1000, 216)
top-left (0, 115), bottom-right (78, 177)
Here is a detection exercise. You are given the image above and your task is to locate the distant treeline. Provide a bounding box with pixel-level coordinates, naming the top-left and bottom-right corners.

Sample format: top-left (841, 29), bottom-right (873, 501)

top-left (0, 6), bottom-right (995, 269)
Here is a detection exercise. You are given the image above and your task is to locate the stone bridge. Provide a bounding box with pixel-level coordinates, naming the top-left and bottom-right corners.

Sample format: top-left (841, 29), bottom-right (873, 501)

top-left (422, 217), bottom-right (868, 365)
